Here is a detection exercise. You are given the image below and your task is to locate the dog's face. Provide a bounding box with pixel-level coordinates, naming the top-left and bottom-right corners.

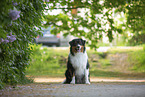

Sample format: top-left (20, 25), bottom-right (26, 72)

top-left (69, 39), bottom-right (86, 55)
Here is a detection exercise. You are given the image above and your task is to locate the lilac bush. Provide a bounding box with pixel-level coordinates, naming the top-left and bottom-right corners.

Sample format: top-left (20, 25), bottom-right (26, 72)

top-left (0, 0), bottom-right (45, 89)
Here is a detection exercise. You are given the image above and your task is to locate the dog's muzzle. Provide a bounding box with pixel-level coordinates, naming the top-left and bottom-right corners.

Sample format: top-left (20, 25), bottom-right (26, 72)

top-left (72, 45), bottom-right (84, 53)
top-left (76, 45), bottom-right (81, 52)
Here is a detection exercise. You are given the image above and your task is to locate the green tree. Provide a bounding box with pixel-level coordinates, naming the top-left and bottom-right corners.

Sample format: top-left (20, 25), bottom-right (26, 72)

top-left (44, 0), bottom-right (145, 48)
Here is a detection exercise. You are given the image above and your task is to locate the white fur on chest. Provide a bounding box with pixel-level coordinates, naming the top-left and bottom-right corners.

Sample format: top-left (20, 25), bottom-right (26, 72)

top-left (69, 52), bottom-right (88, 76)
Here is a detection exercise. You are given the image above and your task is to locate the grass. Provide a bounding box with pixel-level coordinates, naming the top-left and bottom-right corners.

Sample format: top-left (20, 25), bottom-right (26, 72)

top-left (27, 44), bottom-right (69, 77)
top-left (128, 50), bottom-right (145, 72)
top-left (108, 46), bottom-right (143, 53)
top-left (26, 44), bottom-right (145, 78)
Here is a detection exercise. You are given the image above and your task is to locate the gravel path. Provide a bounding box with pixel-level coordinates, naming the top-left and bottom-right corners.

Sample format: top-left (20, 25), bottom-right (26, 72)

top-left (1, 82), bottom-right (145, 97)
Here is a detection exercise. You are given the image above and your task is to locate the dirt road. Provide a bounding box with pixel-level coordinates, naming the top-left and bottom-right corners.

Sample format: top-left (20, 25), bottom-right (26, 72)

top-left (1, 82), bottom-right (145, 97)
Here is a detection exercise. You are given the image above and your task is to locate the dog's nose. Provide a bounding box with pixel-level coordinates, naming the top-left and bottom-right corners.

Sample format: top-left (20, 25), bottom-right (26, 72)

top-left (77, 46), bottom-right (80, 49)
top-left (77, 44), bottom-right (81, 47)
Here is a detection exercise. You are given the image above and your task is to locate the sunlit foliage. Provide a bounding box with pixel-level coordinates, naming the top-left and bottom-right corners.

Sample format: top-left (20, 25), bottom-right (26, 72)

top-left (44, 0), bottom-right (145, 48)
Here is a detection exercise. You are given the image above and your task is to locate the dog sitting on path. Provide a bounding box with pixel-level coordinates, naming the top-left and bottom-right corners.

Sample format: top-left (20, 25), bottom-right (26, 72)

top-left (63, 38), bottom-right (90, 84)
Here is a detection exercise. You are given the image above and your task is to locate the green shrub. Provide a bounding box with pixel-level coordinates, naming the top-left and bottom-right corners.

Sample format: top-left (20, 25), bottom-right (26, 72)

top-left (143, 44), bottom-right (145, 51)
top-left (26, 44), bottom-right (69, 77)
top-left (0, 0), bottom-right (46, 89)
top-left (128, 45), bottom-right (145, 72)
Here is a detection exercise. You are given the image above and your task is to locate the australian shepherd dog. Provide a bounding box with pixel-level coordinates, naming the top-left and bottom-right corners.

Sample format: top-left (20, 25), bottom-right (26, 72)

top-left (63, 38), bottom-right (90, 84)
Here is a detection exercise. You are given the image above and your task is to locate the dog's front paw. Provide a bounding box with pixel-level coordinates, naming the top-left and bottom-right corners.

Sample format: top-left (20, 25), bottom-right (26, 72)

top-left (70, 76), bottom-right (75, 84)
top-left (70, 79), bottom-right (75, 84)
top-left (85, 81), bottom-right (90, 84)
top-left (70, 81), bottom-right (75, 84)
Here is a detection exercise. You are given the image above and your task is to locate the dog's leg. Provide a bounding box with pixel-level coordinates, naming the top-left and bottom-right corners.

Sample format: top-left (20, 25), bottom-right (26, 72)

top-left (63, 57), bottom-right (75, 84)
top-left (85, 69), bottom-right (90, 84)
top-left (70, 76), bottom-right (75, 84)
top-left (85, 61), bottom-right (90, 84)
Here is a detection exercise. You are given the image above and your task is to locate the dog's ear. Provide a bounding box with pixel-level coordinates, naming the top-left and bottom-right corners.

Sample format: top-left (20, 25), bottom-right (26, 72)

top-left (83, 40), bottom-right (86, 45)
top-left (69, 40), bottom-right (72, 46)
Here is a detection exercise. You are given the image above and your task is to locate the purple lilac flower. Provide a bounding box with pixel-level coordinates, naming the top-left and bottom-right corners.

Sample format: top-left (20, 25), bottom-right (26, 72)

top-left (0, 34), bottom-right (16, 44)
top-left (7, 33), bottom-right (16, 42)
top-left (9, 10), bottom-right (21, 20)
top-left (8, 23), bottom-right (12, 27)
top-left (7, 35), bottom-right (11, 39)
top-left (4, 39), bottom-right (9, 43)
top-left (12, 2), bottom-right (18, 6)
top-left (9, 35), bottom-right (16, 42)
top-left (42, 0), bottom-right (49, 2)
top-left (12, 1), bottom-right (18, 6)
top-left (0, 38), bottom-right (4, 44)
top-left (10, 32), bottom-right (13, 36)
